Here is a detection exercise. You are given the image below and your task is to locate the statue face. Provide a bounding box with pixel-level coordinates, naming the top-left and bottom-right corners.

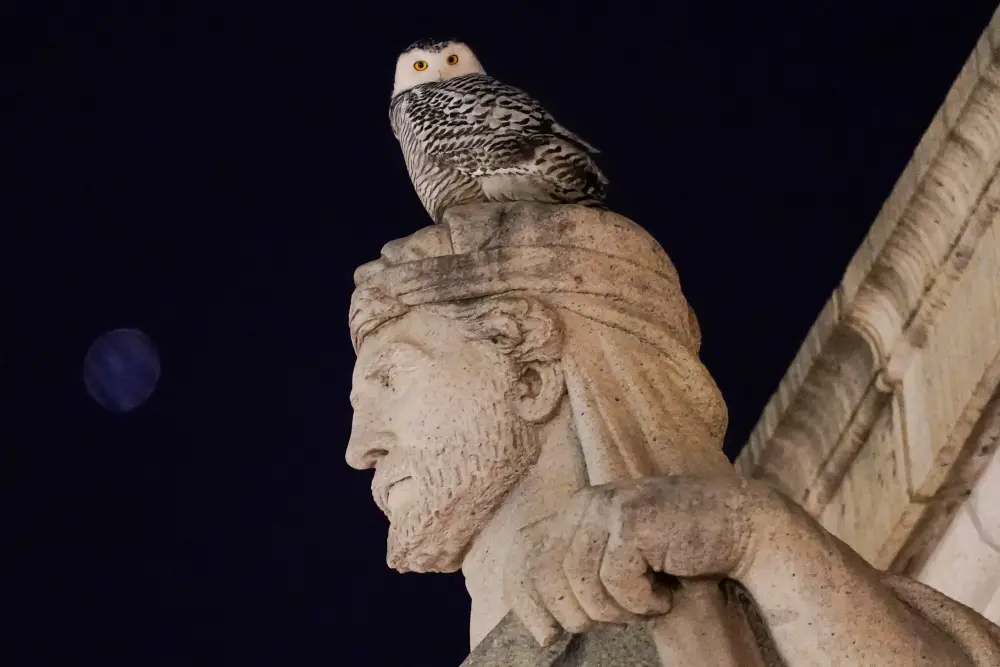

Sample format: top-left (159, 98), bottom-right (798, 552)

top-left (346, 308), bottom-right (539, 573)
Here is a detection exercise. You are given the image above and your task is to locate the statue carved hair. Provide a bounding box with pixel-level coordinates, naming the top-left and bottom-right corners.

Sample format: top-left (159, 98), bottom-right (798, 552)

top-left (431, 297), bottom-right (564, 364)
top-left (350, 202), bottom-right (732, 484)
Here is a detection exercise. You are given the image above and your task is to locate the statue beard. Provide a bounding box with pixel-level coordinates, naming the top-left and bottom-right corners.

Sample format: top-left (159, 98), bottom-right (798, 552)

top-left (376, 391), bottom-right (539, 574)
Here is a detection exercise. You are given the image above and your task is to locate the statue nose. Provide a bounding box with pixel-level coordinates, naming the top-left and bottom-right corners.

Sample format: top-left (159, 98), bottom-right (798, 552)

top-left (345, 429), bottom-right (393, 470)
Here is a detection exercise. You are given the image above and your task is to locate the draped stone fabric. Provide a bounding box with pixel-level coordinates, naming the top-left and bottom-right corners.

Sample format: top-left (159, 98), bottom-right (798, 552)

top-left (349, 202), bottom-right (1000, 666)
top-left (350, 202), bottom-right (699, 360)
top-left (350, 201), bottom-right (732, 486)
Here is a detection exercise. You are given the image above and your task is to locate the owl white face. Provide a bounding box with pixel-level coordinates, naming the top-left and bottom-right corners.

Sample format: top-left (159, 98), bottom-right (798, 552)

top-left (392, 41), bottom-right (486, 96)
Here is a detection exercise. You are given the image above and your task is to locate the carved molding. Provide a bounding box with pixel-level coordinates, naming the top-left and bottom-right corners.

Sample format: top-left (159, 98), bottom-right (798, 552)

top-left (892, 384), bottom-right (1000, 577)
top-left (846, 65), bottom-right (1000, 381)
top-left (737, 6), bottom-right (1000, 534)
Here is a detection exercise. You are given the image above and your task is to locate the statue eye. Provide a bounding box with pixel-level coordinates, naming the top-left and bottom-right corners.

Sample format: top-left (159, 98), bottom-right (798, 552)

top-left (446, 54), bottom-right (459, 65)
top-left (413, 60), bottom-right (429, 71)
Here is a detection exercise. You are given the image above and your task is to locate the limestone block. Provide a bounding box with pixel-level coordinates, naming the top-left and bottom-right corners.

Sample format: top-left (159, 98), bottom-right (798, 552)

top-left (820, 398), bottom-right (919, 567)
top-left (917, 502), bottom-right (1000, 613)
top-left (916, 434), bottom-right (1000, 614)
top-left (906, 222), bottom-right (1000, 498)
top-left (461, 613), bottom-right (660, 667)
top-left (909, 110), bottom-right (948, 184)
top-left (989, 5), bottom-right (1000, 53)
top-left (976, 30), bottom-right (997, 78)
top-left (970, 444), bottom-right (1000, 549)
top-left (944, 44), bottom-right (986, 128)
top-left (839, 154), bottom-right (919, 304)
top-left (985, 585), bottom-right (1000, 625)
top-left (736, 293), bottom-right (842, 479)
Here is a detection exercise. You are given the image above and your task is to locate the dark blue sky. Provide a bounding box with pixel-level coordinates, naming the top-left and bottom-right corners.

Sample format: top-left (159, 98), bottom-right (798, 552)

top-left (10, 1), bottom-right (998, 664)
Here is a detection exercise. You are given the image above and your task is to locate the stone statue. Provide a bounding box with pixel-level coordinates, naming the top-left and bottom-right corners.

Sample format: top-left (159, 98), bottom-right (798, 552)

top-left (346, 202), bottom-right (1000, 666)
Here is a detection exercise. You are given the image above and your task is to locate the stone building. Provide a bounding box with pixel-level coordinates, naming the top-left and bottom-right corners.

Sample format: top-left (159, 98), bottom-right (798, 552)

top-left (735, 5), bottom-right (1000, 624)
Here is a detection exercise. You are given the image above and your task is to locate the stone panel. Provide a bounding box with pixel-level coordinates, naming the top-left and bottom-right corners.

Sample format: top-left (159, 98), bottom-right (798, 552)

top-left (907, 221), bottom-right (1000, 499)
top-left (943, 35), bottom-right (993, 128)
top-left (971, 439), bottom-right (1000, 547)
top-left (985, 586), bottom-right (1000, 625)
top-left (737, 10), bottom-right (1000, 528)
top-left (917, 502), bottom-right (1000, 613)
top-left (820, 397), bottom-right (918, 567)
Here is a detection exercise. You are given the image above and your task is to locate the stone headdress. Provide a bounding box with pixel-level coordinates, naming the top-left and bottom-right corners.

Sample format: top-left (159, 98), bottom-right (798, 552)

top-left (350, 202), bottom-right (1000, 667)
top-left (349, 202), bottom-right (733, 482)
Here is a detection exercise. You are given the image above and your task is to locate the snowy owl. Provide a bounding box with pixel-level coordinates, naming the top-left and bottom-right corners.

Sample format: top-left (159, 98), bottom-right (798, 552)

top-left (390, 38), bottom-right (608, 223)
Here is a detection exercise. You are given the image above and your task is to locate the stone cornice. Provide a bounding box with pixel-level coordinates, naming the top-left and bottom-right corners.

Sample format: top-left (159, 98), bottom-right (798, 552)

top-left (893, 379), bottom-right (1000, 576)
top-left (736, 6), bottom-right (1000, 518)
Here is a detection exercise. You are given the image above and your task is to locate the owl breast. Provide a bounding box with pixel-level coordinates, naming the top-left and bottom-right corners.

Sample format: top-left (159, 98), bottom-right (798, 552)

top-left (390, 93), bottom-right (483, 222)
top-left (390, 73), bottom-right (607, 223)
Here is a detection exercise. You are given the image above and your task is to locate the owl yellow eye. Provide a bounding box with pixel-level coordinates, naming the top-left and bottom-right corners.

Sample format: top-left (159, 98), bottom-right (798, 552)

top-left (413, 60), bottom-right (429, 71)
top-left (446, 54), bottom-right (459, 65)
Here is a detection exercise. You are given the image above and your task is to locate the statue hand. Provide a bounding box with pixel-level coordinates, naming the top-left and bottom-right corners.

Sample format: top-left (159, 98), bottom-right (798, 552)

top-left (502, 474), bottom-right (782, 646)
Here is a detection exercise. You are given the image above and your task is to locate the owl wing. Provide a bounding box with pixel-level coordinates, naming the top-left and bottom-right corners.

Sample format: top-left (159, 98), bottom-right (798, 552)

top-left (396, 74), bottom-right (605, 181)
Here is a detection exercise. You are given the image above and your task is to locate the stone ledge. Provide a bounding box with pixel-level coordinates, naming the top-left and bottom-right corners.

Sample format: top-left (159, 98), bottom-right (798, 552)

top-left (736, 5), bottom-right (1000, 538)
top-left (841, 5), bottom-right (1000, 307)
top-left (893, 388), bottom-right (1000, 576)
top-left (756, 175), bottom-right (1000, 567)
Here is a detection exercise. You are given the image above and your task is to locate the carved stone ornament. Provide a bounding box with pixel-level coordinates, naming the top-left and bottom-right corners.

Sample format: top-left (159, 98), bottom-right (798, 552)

top-left (346, 202), bottom-right (1000, 666)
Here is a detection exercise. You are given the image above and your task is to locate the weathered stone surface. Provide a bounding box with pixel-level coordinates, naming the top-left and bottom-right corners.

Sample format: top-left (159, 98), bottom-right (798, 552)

top-left (346, 200), bottom-right (1000, 665)
top-left (916, 423), bottom-right (1000, 616)
top-left (344, 12), bottom-right (1000, 664)
top-left (462, 613), bottom-right (576, 667)
top-left (820, 397), bottom-right (918, 567)
top-left (462, 613), bottom-right (660, 667)
top-left (985, 587), bottom-right (1000, 625)
top-left (907, 218), bottom-right (1000, 499)
top-left (735, 4), bottom-right (1000, 605)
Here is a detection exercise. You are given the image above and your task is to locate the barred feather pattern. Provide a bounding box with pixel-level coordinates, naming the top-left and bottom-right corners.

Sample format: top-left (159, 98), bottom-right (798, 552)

top-left (390, 73), bottom-right (608, 223)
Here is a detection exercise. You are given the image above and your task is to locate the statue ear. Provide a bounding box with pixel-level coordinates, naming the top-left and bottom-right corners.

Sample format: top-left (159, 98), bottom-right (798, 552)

top-left (513, 362), bottom-right (565, 423)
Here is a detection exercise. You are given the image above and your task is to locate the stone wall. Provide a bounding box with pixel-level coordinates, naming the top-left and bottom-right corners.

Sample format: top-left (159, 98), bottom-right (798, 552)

top-left (735, 4), bottom-right (1000, 623)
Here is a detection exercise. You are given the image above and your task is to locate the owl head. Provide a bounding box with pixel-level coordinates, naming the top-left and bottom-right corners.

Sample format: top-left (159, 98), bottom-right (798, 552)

top-left (392, 39), bottom-right (486, 97)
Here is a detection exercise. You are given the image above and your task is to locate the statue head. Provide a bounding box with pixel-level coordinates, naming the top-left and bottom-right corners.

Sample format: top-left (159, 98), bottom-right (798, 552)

top-left (346, 202), bottom-right (730, 574)
top-left (347, 296), bottom-right (564, 572)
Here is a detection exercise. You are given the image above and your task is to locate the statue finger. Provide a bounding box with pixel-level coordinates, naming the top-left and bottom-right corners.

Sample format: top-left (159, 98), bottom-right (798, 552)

top-left (599, 516), bottom-right (673, 616)
top-left (529, 499), bottom-right (595, 634)
top-left (530, 538), bottom-right (594, 634)
top-left (563, 490), bottom-right (633, 624)
top-left (504, 529), bottom-right (565, 647)
top-left (508, 572), bottom-right (565, 646)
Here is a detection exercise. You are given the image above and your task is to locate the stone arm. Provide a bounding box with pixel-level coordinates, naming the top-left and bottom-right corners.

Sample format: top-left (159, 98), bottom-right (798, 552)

top-left (504, 475), bottom-right (1000, 666)
top-left (734, 485), bottom-right (998, 666)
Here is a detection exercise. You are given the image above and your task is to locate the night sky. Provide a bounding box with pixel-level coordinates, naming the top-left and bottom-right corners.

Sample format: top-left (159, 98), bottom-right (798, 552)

top-left (10, 1), bottom-right (998, 664)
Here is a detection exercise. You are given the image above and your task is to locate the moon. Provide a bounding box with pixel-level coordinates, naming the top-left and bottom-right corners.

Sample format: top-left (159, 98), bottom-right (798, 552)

top-left (83, 328), bottom-right (161, 412)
